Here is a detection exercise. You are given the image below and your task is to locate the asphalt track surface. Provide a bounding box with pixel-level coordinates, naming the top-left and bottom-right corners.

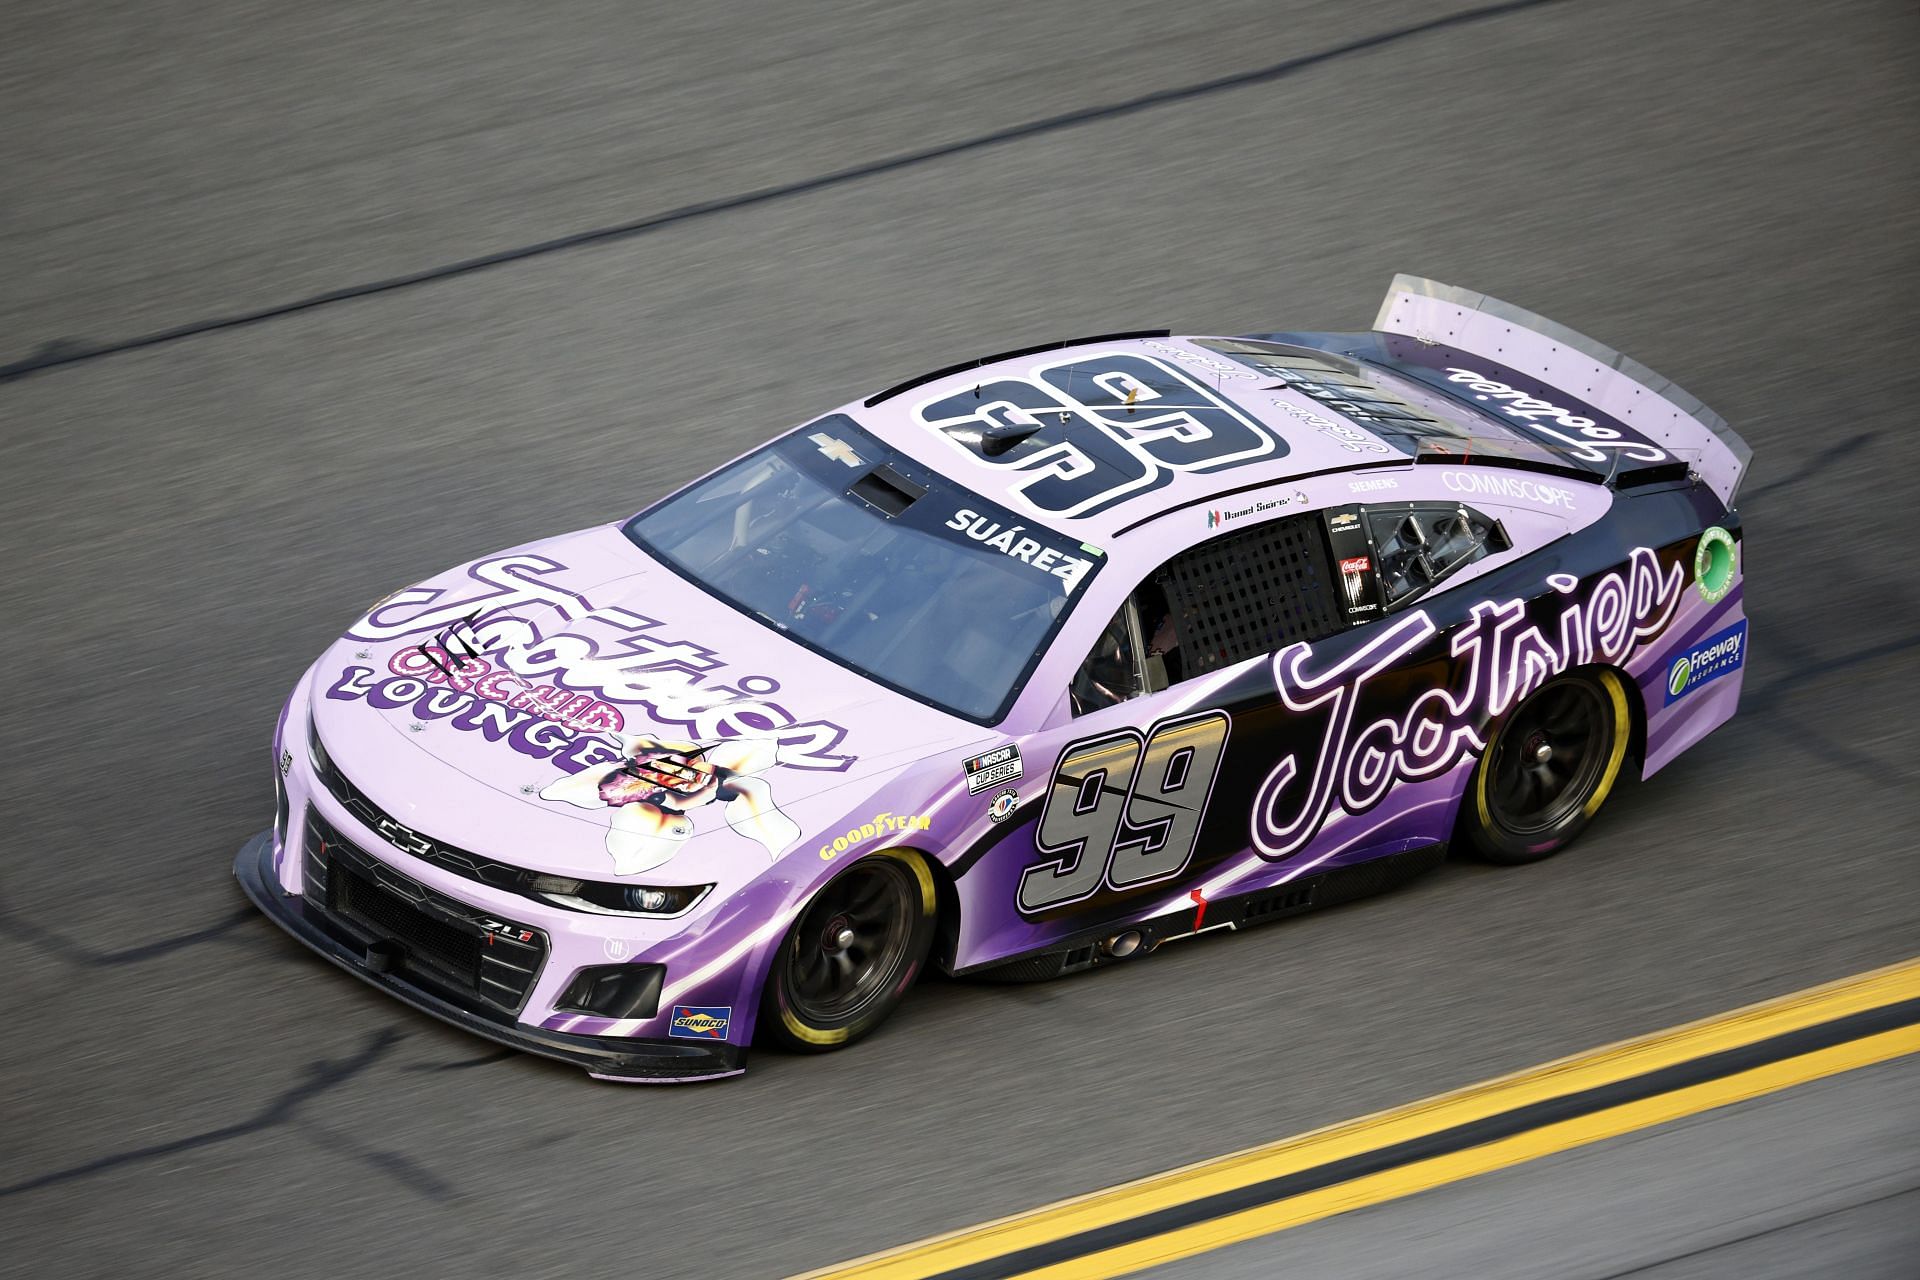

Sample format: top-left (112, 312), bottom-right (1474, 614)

top-left (1139, 1055), bottom-right (1920, 1280)
top-left (1, 1), bottom-right (1916, 1276)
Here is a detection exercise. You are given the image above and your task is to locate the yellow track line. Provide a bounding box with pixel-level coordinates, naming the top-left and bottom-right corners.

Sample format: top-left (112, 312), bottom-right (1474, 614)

top-left (797, 956), bottom-right (1920, 1280)
top-left (1013, 1026), bottom-right (1920, 1280)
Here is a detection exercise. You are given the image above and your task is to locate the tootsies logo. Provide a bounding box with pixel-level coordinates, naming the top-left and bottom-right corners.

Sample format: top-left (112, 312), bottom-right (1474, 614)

top-left (326, 667), bottom-right (628, 777)
top-left (1436, 368), bottom-right (1668, 466)
top-left (388, 646), bottom-right (626, 732)
top-left (346, 556), bottom-right (852, 771)
top-left (1251, 548), bottom-right (1684, 859)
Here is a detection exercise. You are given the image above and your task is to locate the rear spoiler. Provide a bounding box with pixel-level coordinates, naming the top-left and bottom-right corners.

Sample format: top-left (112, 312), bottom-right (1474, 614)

top-left (1373, 275), bottom-right (1752, 507)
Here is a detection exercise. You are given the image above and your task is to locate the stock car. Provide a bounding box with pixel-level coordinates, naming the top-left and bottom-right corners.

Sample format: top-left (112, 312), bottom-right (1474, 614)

top-left (235, 276), bottom-right (1752, 1082)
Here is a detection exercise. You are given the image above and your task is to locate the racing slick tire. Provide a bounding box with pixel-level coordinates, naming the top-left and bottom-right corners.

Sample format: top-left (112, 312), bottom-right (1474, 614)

top-left (1464, 668), bottom-right (1633, 865)
top-left (760, 848), bottom-right (938, 1052)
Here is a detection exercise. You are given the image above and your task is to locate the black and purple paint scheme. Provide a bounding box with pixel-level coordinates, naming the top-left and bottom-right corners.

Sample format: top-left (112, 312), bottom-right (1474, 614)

top-left (236, 276), bottom-right (1750, 1081)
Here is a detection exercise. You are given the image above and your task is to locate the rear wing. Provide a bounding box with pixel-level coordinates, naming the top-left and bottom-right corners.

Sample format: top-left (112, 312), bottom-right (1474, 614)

top-left (1373, 275), bottom-right (1752, 507)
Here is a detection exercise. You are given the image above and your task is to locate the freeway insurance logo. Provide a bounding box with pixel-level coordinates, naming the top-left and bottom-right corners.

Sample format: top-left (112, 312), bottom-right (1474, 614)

top-left (1666, 619), bottom-right (1748, 705)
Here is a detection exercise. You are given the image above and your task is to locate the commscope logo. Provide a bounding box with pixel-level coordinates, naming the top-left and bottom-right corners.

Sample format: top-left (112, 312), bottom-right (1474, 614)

top-left (1665, 619), bottom-right (1747, 705)
top-left (1441, 470), bottom-right (1577, 510)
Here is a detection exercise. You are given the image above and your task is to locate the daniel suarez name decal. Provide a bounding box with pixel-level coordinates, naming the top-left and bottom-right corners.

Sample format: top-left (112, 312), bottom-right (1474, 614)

top-left (1251, 547), bottom-right (1684, 859)
top-left (945, 510), bottom-right (1096, 591)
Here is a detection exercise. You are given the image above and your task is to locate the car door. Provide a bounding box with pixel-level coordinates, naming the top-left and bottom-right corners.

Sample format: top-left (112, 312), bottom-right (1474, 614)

top-left (962, 490), bottom-right (1525, 963)
top-left (979, 506), bottom-right (1352, 947)
top-left (951, 491), bottom-right (1523, 968)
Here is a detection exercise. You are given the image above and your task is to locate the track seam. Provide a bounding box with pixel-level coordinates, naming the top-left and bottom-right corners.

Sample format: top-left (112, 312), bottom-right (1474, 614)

top-left (1, 0), bottom-right (1576, 384)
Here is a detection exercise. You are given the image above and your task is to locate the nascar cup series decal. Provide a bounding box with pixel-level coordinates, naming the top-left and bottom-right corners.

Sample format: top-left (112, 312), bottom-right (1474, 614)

top-left (964, 744), bottom-right (1023, 794)
top-left (1666, 620), bottom-right (1747, 705)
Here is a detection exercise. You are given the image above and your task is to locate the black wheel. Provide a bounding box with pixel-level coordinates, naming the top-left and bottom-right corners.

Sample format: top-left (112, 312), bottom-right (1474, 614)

top-left (760, 849), bottom-right (937, 1051)
top-left (1464, 668), bottom-right (1632, 865)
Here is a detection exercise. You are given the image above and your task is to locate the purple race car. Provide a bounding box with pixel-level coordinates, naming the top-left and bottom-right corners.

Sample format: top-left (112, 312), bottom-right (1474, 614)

top-left (236, 276), bottom-right (1751, 1082)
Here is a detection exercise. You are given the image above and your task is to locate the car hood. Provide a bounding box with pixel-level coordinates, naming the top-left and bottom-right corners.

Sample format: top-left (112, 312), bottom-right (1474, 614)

top-left (307, 524), bottom-right (994, 886)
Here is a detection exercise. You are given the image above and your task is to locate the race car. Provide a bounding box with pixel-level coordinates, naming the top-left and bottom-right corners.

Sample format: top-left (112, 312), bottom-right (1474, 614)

top-left (234, 275), bottom-right (1751, 1082)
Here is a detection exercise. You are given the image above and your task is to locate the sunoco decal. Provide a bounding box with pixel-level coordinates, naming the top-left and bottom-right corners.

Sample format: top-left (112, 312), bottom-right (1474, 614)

top-left (1665, 619), bottom-right (1746, 705)
top-left (668, 1005), bottom-right (731, 1040)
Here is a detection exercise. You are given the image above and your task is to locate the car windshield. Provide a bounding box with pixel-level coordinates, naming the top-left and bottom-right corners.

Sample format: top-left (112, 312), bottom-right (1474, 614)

top-left (624, 416), bottom-right (1104, 723)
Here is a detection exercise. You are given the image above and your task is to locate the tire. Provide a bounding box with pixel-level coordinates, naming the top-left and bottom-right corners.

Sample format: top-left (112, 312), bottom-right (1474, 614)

top-left (759, 848), bottom-right (938, 1052)
top-left (1464, 668), bottom-right (1633, 865)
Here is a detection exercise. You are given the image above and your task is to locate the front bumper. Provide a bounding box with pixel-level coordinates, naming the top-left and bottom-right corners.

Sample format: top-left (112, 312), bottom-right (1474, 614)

top-left (232, 830), bottom-right (745, 1082)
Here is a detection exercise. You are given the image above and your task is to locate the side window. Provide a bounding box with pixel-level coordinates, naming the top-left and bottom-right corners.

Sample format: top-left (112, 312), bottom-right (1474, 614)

top-left (1069, 510), bottom-right (1346, 715)
top-left (1069, 605), bottom-right (1143, 716)
top-left (1156, 511), bottom-right (1347, 678)
top-left (1358, 503), bottom-right (1510, 610)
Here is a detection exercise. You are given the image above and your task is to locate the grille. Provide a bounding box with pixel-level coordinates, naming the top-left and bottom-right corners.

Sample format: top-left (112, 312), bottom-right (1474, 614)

top-left (1159, 510), bottom-right (1345, 675)
top-left (334, 862), bottom-right (479, 986)
top-left (301, 808), bottom-right (546, 1014)
top-left (309, 719), bottom-right (528, 893)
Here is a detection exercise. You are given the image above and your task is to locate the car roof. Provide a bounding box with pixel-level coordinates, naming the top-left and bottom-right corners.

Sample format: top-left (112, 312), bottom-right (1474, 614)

top-left (838, 332), bottom-right (1597, 548)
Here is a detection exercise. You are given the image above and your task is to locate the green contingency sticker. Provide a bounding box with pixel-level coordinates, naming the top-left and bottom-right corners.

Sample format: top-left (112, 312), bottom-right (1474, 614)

top-left (1694, 526), bottom-right (1737, 603)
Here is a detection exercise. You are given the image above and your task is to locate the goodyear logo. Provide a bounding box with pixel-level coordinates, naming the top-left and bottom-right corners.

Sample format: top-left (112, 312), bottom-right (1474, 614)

top-left (1664, 619), bottom-right (1747, 705)
top-left (668, 1005), bottom-right (732, 1040)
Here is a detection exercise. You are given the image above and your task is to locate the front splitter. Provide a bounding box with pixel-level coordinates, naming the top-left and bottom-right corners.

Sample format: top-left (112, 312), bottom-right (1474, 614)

top-left (231, 830), bottom-right (745, 1083)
